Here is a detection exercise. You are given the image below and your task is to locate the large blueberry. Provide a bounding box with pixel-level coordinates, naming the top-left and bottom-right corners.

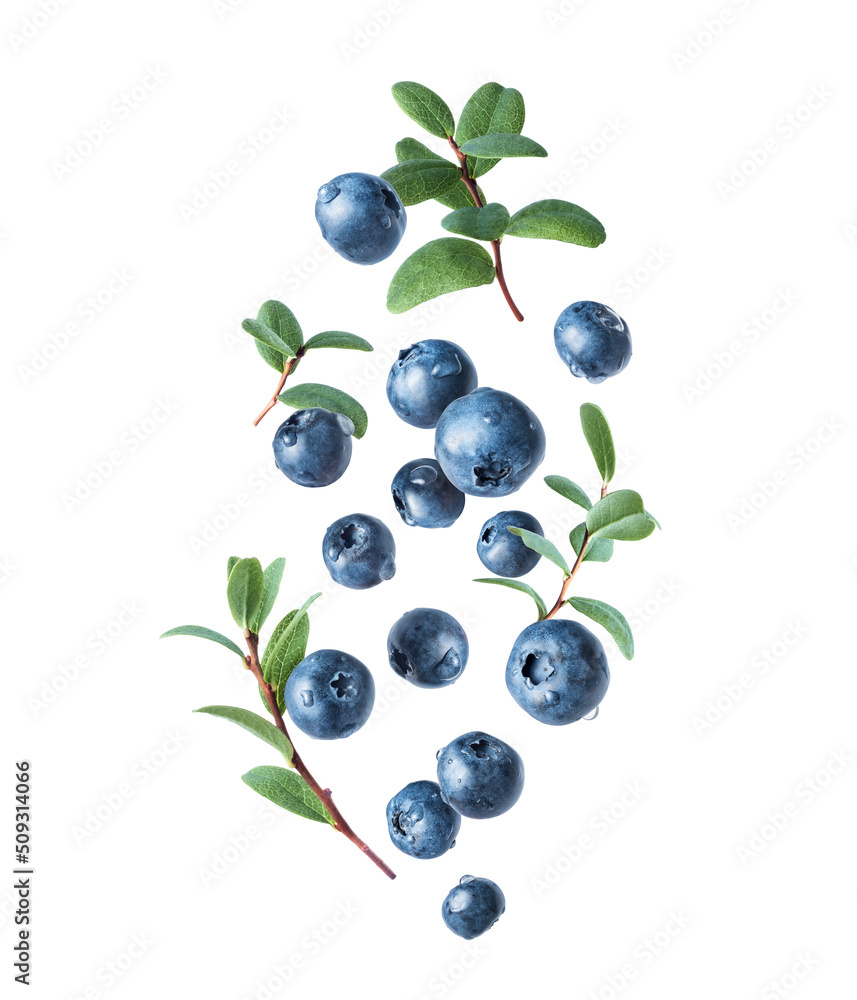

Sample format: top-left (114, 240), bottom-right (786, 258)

top-left (554, 300), bottom-right (632, 383)
top-left (477, 510), bottom-right (544, 577)
top-left (386, 339), bottom-right (477, 429)
top-left (391, 458), bottom-right (465, 529)
top-left (322, 513), bottom-right (396, 590)
top-left (434, 387), bottom-right (546, 497)
top-left (436, 731), bottom-right (524, 819)
top-left (272, 408), bottom-right (354, 487)
top-left (386, 780), bottom-right (461, 860)
top-left (506, 618), bottom-right (610, 725)
top-left (284, 649), bottom-right (375, 740)
top-left (315, 172), bottom-right (406, 265)
top-left (441, 875), bottom-right (505, 939)
top-left (387, 608), bottom-right (468, 688)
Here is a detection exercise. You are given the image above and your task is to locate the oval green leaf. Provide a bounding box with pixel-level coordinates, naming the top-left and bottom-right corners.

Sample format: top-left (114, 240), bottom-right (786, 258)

top-left (580, 403), bottom-right (616, 485)
top-left (250, 557), bottom-right (285, 634)
top-left (226, 557), bottom-right (264, 632)
top-left (456, 83), bottom-right (525, 178)
top-left (586, 490), bottom-right (656, 542)
top-left (302, 331), bottom-right (373, 352)
top-left (241, 765), bottom-right (335, 826)
top-left (507, 526), bottom-right (570, 575)
top-left (441, 203), bottom-right (510, 242)
top-left (159, 625), bottom-right (246, 661)
top-left (569, 523), bottom-right (614, 563)
top-left (381, 159), bottom-right (461, 206)
top-left (195, 705), bottom-right (293, 765)
top-left (566, 596), bottom-right (634, 660)
top-left (506, 199), bottom-right (606, 248)
top-left (458, 133), bottom-right (547, 159)
top-left (393, 138), bottom-right (480, 208)
top-left (473, 577), bottom-right (547, 621)
top-left (544, 475), bottom-right (592, 512)
top-left (241, 318), bottom-right (295, 360)
top-left (277, 383), bottom-right (367, 439)
top-left (391, 81), bottom-right (455, 139)
top-left (387, 238), bottom-right (495, 314)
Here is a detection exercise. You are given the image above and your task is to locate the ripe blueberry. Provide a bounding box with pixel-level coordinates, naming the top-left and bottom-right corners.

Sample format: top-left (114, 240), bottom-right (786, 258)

top-left (441, 875), bottom-right (505, 939)
top-left (477, 510), bottom-right (544, 577)
top-left (272, 408), bottom-right (354, 487)
top-left (436, 731), bottom-right (524, 819)
top-left (386, 779), bottom-right (461, 860)
top-left (284, 649), bottom-right (375, 740)
top-left (315, 172), bottom-right (406, 265)
top-left (506, 618), bottom-right (610, 725)
top-left (387, 608), bottom-right (468, 688)
top-left (554, 300), bottom-right (632, 383)
top-left (322, 513), bottom-right (396, 590)
top-left (434, 387), bottom-right (546, 497)
top-left (391, 458), bottom-right (465, 529)
top-left (386, 339), bottom-right (477, 429)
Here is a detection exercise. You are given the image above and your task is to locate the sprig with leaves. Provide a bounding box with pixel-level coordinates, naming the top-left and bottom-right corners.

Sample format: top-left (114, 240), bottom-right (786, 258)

top-left (381, 81), bottom-right (607, 321)
top-left (161, 556), bottom-right (396, 880)
top-left (475, 404), bottom-right (660, 659)
top-left (242, 299), bottom-right (373, 429)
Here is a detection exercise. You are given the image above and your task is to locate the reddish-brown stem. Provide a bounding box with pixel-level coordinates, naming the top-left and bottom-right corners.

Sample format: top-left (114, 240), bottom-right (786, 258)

top-left (447, 137), bottom-right (524, 322)
top-left (244, 634), bottom-right (396, 880)
top-left (253, 354), bottom-right (299, 427)
top-left (543, 536), bottom-right (589, 621)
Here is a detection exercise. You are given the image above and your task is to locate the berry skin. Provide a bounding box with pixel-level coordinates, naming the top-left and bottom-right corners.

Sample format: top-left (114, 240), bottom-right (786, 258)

top-left (386, 780), bottom-right (461, 860)
top-left (554, 300), bottom-right (632, 383)
top-left (322, 513), bottom-right (396, 590)
top-left (387, 608), bottom-right (468, 688)
top-left (477, 510), bottom-right (544, 577)
top-left (272, 408), bottom-right (354, 488)
top-left (505, 618), bottom-right (610, 725)
top-left (434, 387), bottom-right (546, 498)
top-left (391, 458), bottom-right (465, 529)
top-left (284, 649), bottom-right (375, 740)
top-left (315, 172), bottom-right (406, 265)
top-left (436, 731), bottom-right (524, 819)
top-left (441, 876), bottom-right (506, 939)
top-left (386, 339), bottom-right (478, 429)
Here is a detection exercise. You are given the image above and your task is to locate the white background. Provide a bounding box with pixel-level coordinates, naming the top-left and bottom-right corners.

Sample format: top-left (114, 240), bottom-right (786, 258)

top-left (2, 0), bottom-right (855, 997)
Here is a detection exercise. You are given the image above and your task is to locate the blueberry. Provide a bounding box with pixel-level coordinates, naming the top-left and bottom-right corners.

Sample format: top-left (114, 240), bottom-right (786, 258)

top-left (387, 608), bottom-right (468, 688)
top-left (284, 649), bottom-right (375, 740)
top-left (436, 731), bottom-right (524, 819)
top-left (315, 172), bottom-right (406, 265)
top-left (477, 510), bottom-right (544, 577)
top-left (505, 618), bottom-right (610, 725)
top-left (322, 513), bottom-right (396, 590)
top-left (391, 458), bottom-right (465, 529)
top-left (434, 387), bottom-right (546, 497)
top-left (272, 408), bottom-right (354, 488)
top-left (554, 300), bottom-right (632, 383)
top-left (441, 876), bottom-right (505, 939)
top-left (386, 780), bottom-right (461, 860)
top-left (386, 339), bottom-right (478, 429)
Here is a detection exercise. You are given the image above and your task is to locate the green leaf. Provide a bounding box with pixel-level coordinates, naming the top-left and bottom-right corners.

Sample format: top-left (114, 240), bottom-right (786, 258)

top-left (456, 83), bottom-right (525, 178)
top-left (505, 199), bottom-right (606, 248)
top-left (393, 138), bottom-right (484, 208)
top-left (159, 625), bottom-right (246, 662)
top-left (391, 81), bottom-right (455, 139)
top-left (246, 300), bottom-right (304, 373)
top-left (386, 238), bottom-right (494, 314)
top-left (241, 318), bottom-right (295, 361)
top-left (250, 557), bottom-right (285, 634)
top-left (262, 594), bottom-right (321, 709)
top-left (507, 526), bottom-right (570, 575)
top-left (544, 475), bottom-right (592, 512)
top-left (473, 578), bottom-right (546, 620)
top-left (586, 490), bottom-right (657, 542)
top-left (226, 556), bottom-right (240, 579)
top-left (580, 403), bottom-right (616, 484)
top-left (381, 159), bottom-right (461, 206)
top-left (195, 705), bottom-right (294, 765)
top-left (566, 596), bottom-right (634, 660)
top-left (435, 178), bottom-right (484, 209)
top-left (227, 557), bottom-right (265, 632)
top-left (395, 137), bottom-right (449, 163)
top-left (458, 133), bottom-right (547, 159)
top-left (277, 383), bottom-right (367, 439)
top-left (569, 524), bottom-right (614, 563)
top-left (302, 331), bottom-right (373, 352)
top-left (241, 766), bottom-right (334, 826)
top-left (441, 203), bottom-right (510, 242)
